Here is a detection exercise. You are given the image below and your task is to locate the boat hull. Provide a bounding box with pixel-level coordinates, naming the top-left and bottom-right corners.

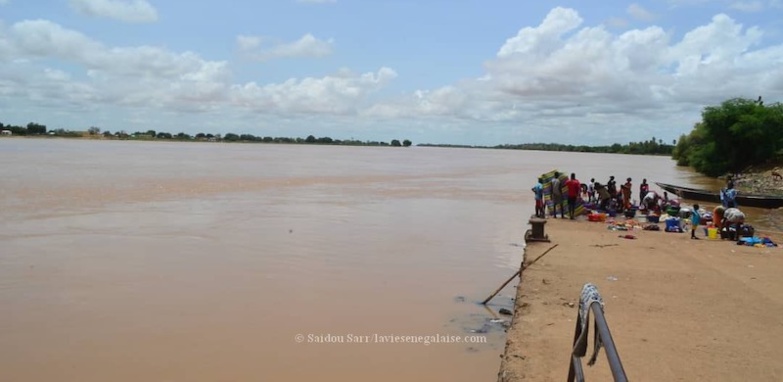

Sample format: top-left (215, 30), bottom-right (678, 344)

top-left (655, 182), bottom-right (783, 209)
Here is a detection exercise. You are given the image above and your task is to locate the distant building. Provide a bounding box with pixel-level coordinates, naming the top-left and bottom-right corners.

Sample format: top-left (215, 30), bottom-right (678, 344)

top-left (0, 130), bottom-right (11, 135)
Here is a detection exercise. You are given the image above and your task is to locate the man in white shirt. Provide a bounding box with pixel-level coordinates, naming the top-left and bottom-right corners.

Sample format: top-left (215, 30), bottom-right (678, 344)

top-left (587, 178), bottom-right (595, 203)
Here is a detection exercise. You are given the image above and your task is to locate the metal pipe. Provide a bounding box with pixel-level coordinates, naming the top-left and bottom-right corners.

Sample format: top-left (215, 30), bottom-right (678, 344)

top-left (591, 303), bottom-right (628, 382)
top-left (569, 355), bottom-right (585, 382)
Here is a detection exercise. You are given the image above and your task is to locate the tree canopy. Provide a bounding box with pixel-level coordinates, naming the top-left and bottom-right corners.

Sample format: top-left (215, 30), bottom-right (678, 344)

top-left (672, 97), bottom-right (783, 176)
top-left (0, 122), bottom-right (48, 135)
top-left (0, 122), bottom-right (413, 148)
top-left (419, 137), bottom-right (674, 155)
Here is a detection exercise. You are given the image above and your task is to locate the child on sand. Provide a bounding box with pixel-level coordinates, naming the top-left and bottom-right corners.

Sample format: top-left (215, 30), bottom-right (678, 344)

top-left (691, 204), bottom-right (701, 239)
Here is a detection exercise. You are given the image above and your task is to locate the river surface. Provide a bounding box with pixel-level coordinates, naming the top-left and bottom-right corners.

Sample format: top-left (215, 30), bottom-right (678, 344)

top-left (1, 138), bottom-right (779, 381)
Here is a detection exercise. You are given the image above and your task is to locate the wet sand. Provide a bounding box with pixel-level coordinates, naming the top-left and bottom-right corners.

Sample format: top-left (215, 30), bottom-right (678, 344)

top-left (498, 217), bottom-right (783, 382)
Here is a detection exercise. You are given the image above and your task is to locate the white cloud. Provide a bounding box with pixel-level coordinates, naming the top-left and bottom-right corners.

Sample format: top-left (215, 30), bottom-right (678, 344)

top-left (231, 67), bottom-right (396, 115)
top-left (69, 0), bottom-right (158, 23)
top-left (8, 20), bottom-right (226, 81)
top-left (670, 0), bottom-right (779, 11)
top-left (1, 19), bottom-right (230, 111)
top-left (365, 8), bottom-right (783, 143)
top-left (238, 33), bottom-right (334, 61)
top-left (0, 20), bottom-right (393, 117)
top-left (497, 7), bottom-right (582, 58)
top-left (236, 35), bottom-right (262, 51)
top-left (729, 1), bottom-right (765, 11)
top-left (627, 3), bottom-right (657, 21)
top-left (2, 8), bottom-right (783, 145)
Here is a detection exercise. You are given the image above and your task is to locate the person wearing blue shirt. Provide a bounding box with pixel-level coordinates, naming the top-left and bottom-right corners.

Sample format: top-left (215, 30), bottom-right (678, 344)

top-left (531, 178), bottom-right (544, 218)
top-left (691, 203), bottom-right (701, 239)
top-left (721, 186), bottom-right (737, 208)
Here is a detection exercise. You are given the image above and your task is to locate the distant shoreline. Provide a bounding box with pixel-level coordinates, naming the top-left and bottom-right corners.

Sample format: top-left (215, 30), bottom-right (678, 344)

top-left (0, 134), bottom-right (413, 147)
top-left (1, 134), bottom-right (675, 156)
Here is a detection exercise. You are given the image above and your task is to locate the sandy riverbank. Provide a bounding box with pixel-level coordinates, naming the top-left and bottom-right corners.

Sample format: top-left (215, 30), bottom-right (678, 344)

top-left (497, 217), bottom-right (783, 382)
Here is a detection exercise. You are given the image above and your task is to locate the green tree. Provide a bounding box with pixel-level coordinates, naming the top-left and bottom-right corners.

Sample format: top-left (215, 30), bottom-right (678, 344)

top-left (672, 133), bottom-right (691, 166)
top-left (391, 139), bottom-right (402, 147)
top-left (88, 126), bottom-right (101, 135)
top-left (673, 97), bottom-right (783, 176)
top-left (26, 122), bottom-right (47, 135)
top-left (305, 135), bottom-right (316, 143)
top-left (403, 139), bottom-right (412, 147)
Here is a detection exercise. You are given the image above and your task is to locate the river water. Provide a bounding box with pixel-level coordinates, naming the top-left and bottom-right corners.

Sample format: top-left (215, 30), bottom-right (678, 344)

top-left (0, 139), bottom-right (779, 381)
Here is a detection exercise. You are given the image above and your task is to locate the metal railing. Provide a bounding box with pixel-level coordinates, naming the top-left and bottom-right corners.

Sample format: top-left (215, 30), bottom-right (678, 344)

top-left (567, 283), bottom-right (628, 382)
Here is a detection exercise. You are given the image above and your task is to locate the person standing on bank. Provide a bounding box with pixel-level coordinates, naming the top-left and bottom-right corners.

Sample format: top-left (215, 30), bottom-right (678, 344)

top-left (550, 172), bottom-right (565, 218)
top-left (588, 178), bottom-right (596, 203)
top-left (621, 177), bottom-right (633, 210)
top-left (639, 179), bottom-right (649, 201)
top-left (531, 178), bottom-right (545, 218)
top-left (690, 204), bottom-right (701, 239)
top-left (607, 176), bottom-right (617, 199)
top-left (565, 173), bottom-right (581, 220)
top-left (721, 184), bottom-right (738, 208)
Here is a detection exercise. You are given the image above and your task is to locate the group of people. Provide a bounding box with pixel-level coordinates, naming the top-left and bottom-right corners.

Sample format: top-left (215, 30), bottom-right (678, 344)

top-left (531, 172), bottom-right (582, 219)
top-left (587, 176), bottom-right (640, 212)
top-left (713, 177), bottom-right (744, 239)
top-left (534, 174), bottom-right (665, 215)
top-left (641, 190), bottom-right (677, 213)
top-left (530, 170), bottom-right (751, 243)
top-left (677, 176), bottom-right (745, 241)
top-left (688, 203), bottom-right (746, 240)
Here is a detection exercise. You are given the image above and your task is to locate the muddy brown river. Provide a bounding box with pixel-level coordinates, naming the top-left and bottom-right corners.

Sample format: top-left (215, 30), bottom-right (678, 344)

top-left (1, 138), bottom-right (778, 381)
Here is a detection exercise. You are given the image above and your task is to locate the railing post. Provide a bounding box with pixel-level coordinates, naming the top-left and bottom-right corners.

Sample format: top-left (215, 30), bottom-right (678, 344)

top-left (591, 306), bottom-right (627, 381)
top-left (567, 283), bottom-right (627, 382)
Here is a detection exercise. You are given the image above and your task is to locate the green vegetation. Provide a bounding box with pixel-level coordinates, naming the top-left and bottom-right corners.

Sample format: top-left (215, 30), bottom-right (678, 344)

top-left (1, 122), bottom-right (48, 136)
top-left (672, 97), bottom-right (783, 177)
top-left (0, 122), bottom-right (412, 147)
top-left (420, 137), bottom-right (674, 155)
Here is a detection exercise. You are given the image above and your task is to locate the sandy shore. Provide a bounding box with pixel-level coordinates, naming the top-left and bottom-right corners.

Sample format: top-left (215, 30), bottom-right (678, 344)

top-left (497, 217), bottom-right (783, 382)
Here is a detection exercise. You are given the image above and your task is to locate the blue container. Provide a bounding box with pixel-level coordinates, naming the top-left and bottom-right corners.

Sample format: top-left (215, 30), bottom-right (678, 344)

top-left (665, 218), bottom-right (680, 230)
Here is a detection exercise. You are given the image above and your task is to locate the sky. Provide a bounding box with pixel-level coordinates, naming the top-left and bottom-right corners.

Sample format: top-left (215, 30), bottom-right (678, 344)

top-left (1, 0), bottom-right (782, 146)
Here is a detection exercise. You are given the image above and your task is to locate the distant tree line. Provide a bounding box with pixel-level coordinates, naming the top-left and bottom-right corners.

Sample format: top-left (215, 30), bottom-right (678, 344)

top-left (0, 122), bottom-right (413, 148)
top-left (420, 137), bottom-right (674, 155)
top-left (0, 122), bottom-right (49, 135)
top-left (672, 97), bottom-right (783, 177)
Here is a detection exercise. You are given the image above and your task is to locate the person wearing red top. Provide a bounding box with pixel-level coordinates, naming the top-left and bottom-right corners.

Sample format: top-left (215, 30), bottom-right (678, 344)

top-left (564, 173), bottom-right (581, 220)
